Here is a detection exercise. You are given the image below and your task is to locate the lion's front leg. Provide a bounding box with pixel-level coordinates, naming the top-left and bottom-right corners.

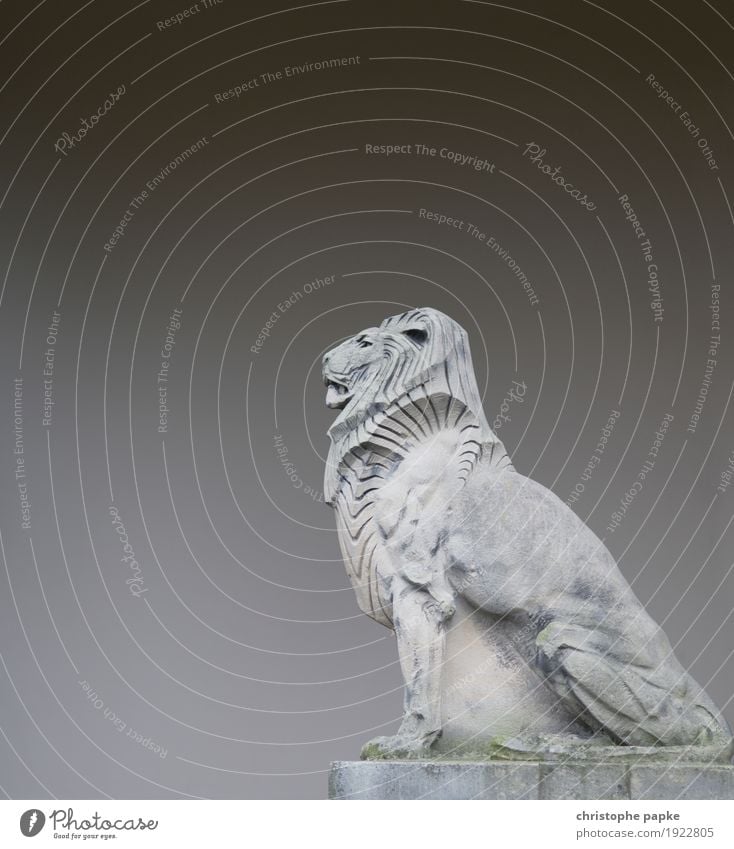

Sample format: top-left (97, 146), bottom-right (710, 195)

top-left (361, 579), bottom-right (449, 759)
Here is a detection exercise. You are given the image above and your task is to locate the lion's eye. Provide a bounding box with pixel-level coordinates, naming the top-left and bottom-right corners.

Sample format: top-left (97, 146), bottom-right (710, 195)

top-left (402, 327), bottom-right (428, 345)
top-left (357, 340), bottom-right (373, 348)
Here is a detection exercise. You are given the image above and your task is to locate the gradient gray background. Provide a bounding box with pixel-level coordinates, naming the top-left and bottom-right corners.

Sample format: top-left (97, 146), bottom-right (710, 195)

top-left (0, 0), bottom-right (732, 799)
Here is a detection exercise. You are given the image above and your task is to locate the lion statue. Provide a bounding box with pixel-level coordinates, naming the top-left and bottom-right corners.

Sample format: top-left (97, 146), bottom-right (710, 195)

top-left (322, 307), bottom-right (731, 760)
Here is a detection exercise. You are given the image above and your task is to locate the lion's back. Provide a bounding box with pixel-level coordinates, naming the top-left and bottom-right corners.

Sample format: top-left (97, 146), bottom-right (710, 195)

top-left (446, 463), bottom-right (647, 630)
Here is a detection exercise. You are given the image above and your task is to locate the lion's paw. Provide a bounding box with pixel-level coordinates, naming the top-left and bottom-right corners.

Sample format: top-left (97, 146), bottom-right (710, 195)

top-left (360, 730), bottom-right (440, 760)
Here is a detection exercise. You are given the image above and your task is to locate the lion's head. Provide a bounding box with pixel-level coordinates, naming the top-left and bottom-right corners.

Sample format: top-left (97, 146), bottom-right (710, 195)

top-left (322, 307), bottom-right (493, 443)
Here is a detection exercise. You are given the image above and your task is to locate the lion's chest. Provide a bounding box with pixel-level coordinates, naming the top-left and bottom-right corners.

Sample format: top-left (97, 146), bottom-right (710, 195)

top-left (332, 457), bottom-right (398, 629)
top-left (326, 391), bottom-right (490, 629)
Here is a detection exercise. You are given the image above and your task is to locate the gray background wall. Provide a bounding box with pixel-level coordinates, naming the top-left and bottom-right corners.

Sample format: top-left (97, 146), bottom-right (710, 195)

top-left (0, 0), bottom-right (732, 799)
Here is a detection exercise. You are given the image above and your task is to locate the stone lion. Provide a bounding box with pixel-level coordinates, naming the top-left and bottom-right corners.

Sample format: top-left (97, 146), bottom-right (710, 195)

top-left (322, 307), bottom-right (731, 760)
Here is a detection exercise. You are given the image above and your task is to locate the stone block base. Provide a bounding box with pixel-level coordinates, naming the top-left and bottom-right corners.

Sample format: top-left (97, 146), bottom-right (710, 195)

top-left (329, 760), bottom-right (734, 800)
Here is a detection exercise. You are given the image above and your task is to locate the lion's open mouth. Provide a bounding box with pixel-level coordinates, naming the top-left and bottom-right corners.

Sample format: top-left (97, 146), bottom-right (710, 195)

top-left (324, 376), bottom-right (353, 409)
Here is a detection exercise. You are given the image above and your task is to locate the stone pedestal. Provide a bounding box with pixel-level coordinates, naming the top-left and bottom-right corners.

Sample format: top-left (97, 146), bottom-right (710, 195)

top-left (329, 760), bottom-right (734, 800)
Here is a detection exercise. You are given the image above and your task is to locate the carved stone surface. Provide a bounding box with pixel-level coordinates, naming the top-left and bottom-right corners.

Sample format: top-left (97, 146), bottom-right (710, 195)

top-left (322, 308), bottom-right (732, 769)
top-left (329, 759), bottom-right (734, 800)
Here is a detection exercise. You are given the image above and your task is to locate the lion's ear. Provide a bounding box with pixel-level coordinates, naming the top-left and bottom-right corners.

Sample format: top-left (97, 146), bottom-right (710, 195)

top-left (402, 327), bottom-right (428, 345)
